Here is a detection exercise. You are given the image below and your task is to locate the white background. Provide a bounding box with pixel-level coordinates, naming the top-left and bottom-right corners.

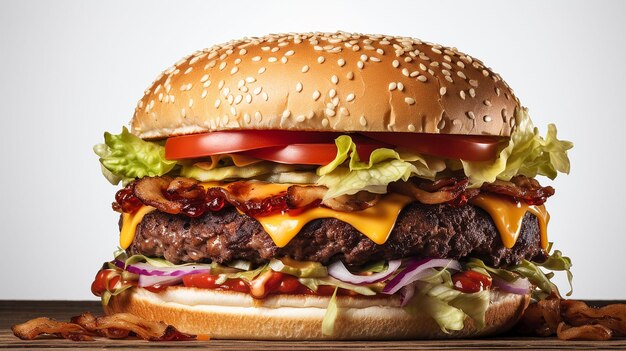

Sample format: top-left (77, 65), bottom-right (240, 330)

top-left (1, 0), bottom-right (624, 300)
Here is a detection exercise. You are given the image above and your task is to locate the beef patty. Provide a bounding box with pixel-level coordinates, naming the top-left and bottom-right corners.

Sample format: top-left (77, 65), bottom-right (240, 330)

top-left (129, 203), bottom-right (546, 268)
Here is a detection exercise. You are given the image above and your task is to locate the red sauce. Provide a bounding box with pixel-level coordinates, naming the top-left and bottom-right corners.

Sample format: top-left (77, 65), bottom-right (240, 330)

top-left (182, 272), bottom-right (356, 298)
top-left (452, 270), bottom-right (492, 293)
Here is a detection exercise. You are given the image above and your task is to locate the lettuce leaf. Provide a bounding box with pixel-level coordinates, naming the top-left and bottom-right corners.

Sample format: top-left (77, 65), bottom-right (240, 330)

top-left (181, 162), bottom-right (306, 182)
top-left (322, 287), bottom-right (339, 336)
top-left (94, 127), bottom-right (177, 185)
top-left (462, 108), bottom-right (573, 185)
top-left (316, 135), bottom-right (438, 199)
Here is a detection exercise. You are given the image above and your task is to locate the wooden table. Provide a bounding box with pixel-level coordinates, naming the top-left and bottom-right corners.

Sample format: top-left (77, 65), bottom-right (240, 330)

top-left (1, 300), bottom-right (625, 350)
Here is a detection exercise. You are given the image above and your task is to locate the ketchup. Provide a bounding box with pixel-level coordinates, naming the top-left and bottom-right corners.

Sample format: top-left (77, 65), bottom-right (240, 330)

top-left (452, 270), bottom-right (492, 293)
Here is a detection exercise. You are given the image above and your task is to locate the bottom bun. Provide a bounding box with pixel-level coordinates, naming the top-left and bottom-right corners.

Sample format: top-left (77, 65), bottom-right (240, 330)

top-left (105, 286), bottom-right (529, 340)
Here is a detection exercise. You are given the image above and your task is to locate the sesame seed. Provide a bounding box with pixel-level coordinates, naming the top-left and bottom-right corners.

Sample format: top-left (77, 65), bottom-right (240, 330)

top-left (301, 65), bottom-right (310, 73)
top-left (295, 115), bottom-right (306, 122)
top-left (402, 68), bottom-right (409, 76)
top-left (317, 56), bottom-right (325, 64)
top-left (442, 62), bottom-right (452, 70)
top-left (339, 107), bottom-right (349, 116)
top-left (482, 69), bottom-right (489, 77)
top-left (329, 89), bottom-right (337, 98)
top-left (281, 57), bottom-right (288, 64)
top-left (314, 45), bottom-right (323, 51)
top-left (359, 115), bottom-right (367, 126)
top-left (483, 115), bottom-right (492, 122)
top-left (439, 87), bottom-right (447, 96)
top-left (331, 75), bottom-right (338, 84)
top-left (238, 80), bottom-right (245, 88)
top-left (459, 90), bottom-right (466, 100)
top-left (501, 109), bottom-right (507, 121)
top-left (271, 47), bottom-right (279, 53)
top-left (234, 95), bottom-right (243, 105)
top-left (445, 76), bottom-right (454, 83)
top-left (417, 75), bottom-right (427, 82)
top-left (200, 74), bottom-right (210, 83)
top-left (262, 92), bottom-right (269, 101)
top-left (296, 82), bottom-right (303, 92)
top-left (227, 95), bottom-right (234, 105)
top-left (244, 113), bottom-right (251, 124)
top-left (410, 71), bottom-right (419, 77)
top-left (469, 79), bottom-right (479, 87)
top-left (188, 98), bottom-right (194, 107)
top-left (357, 61), bottom-right (364, 69)
top-left (282, 110), bottom-right (291, 118)
top-left (258, 67), bottom-right (266, 74)
top-left (405, 97), bottom-right (416, 105)
top-left (457, 71), bottom-right (467, 79)
top-left (431, 47), bottom-right (442, 54)
top-left (306, 111), bottom-right (314, 119)
top-left (230, 106), bottom-right (237, 116)
top-left (246, 94), bottom-right (252, 103)
top-left (346, 71), bottom-right (354, 80)
top-left (253, 87), bottom-right (262, 95)
top-left (370, 57), bottom-right (381, 62)
top-left (219, 62), bottom-right (227, 70)
top-left (214, 99), bottom-right (221, 108)
top-left (252, 56), bottom-right (261, 62)
top-left (239, 49), bottom-right (247, 55)
top-left (419, 63), bottom-right (427, 71)
top-left (408, 124), bottom-right (416, 132)
top-left (268, 57), bottom-right (277, 63)
top-left (325, 109), bottom-right (336, 117)
top-left (404, 57), bottom-right (412, 63)
top-left (376, 48), bottom-right (385, 55)
top-left (181, 108), bottom-right (186, 117)
top-left (246, 77), bottom-right (256, 83)
top-left (312, 90), bottom-right (321, 101)
top-left (285, 50), bottom-right (294, 56)
top-left (346, 93), bottom-right (355, 102)
top-left (255, 111), bottom-right (262, 121)
top-left (338, 59), bottom-right (346, 67)
top-left (184, 67), bottom-right (193, 74)
top-left (322, 118), bottom-right (329, 127)
top-left (466, 111), bottom-right (476, 119)
top-left (360, 54), bottom-right (368, 61)
top-left (352, 45), bottom-right (360, 51)
top-left (397, 82), bottom-right (404, 91)
top-left (484, 99), bottom-right (492, 106)
top-left (392, 60), bottom-right (400, 68)
top-left (469, 88), bottom-right (476, 98)
top-left (201, 90), bottom-right (208, 99)
top-left (218, 80), bottom-right (225, 89)
top-left (234, 58), bottom-right (242, 65)
top-left (388, 82), bottom-right (397, 91)
top-left (230, 67), bottom-right (239, 74)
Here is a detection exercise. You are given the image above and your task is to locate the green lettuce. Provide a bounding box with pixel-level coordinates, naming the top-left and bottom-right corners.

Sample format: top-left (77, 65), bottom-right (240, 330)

top-left (322, 287), bottom-right (339, 336)
top-left (94, 127), bottom-right (177, 185)
top-left (462, 108), bottom-right (572, 185)
top-left (316, 135), bottom-right (439, 199)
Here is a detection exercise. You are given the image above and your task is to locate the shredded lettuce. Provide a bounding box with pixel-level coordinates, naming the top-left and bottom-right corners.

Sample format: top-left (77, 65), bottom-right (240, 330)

top-left (321, 287), bottom-right (339, 336)
top-left (465, 246), bottom-right (573, 298)
top-left (462, 108), bottom-right (572, 185)
top-left (94, 127), bottom-right (177, 185)
top-left (298, 277), bottom-right (377, 296)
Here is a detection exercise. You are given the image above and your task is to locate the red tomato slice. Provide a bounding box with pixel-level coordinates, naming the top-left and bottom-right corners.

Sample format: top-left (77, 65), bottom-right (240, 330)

top-left (165, 131), bottom-right (341, 160)
top-left (364, 132), bottom-right (503, 161)
top-left (242, 140), bottom-right (385, 165)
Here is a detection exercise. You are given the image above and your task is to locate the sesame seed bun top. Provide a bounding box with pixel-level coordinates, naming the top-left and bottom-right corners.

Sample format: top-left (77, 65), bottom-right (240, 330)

top-left (131, 32), bottom-right (520, 139)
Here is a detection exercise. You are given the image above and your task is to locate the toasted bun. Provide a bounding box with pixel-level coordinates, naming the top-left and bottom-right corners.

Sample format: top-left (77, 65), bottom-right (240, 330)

top-left (105, 287), bottom-right (529, 340)
top-left (131, 32), bottom-right (520, 139)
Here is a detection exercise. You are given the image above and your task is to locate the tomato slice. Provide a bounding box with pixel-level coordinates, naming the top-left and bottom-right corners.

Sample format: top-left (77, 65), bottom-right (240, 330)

top-left (364, 132), bottom-right (503, 161)
top-left (242, 140), bottom-right (386, 165)
top-left (165, 131), bottom-right (341, 160)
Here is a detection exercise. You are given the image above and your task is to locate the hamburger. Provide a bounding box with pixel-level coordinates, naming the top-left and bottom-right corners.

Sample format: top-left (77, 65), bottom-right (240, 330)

top-left (92, 31), bottom-right (573, 340)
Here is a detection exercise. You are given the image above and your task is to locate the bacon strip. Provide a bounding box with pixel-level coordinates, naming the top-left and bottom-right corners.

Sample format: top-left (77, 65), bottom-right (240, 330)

top-left (515, 299), bottom-right (626, 340)
top-left (481, 175), bottom-right (555, 206)
top-left (12, 312), bottom-right (195, 341)
top-left (389, 177), bottom-right (468, 205)
top-left (286, 186), bottom-right (380, 212)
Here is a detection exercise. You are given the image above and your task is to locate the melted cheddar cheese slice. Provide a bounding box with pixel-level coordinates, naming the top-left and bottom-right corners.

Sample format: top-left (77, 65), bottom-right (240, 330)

top-left (254, 193), bottom-right (413, 247)
top-left (471, 194), bottom-right (549, 250)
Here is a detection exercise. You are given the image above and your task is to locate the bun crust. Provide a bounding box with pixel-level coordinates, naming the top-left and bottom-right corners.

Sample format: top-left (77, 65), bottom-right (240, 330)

top-left (105, 287), bottom-right (529, 340)
top-left (131, 32), bottom-right (520, 139)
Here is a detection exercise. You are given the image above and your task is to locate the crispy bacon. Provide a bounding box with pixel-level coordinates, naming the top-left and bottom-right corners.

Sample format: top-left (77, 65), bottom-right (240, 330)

top-left (481, 175), bottom-right (555, 206)
top-left (286, 185), bottom-right (380, 212)
top-left (116, 174), bottom-right (555, 218)
top-left (389, 177), bottom-right (468, 205)
top-left (12, 312), bottom-right (195, 341)
top-left (515, 299), bottom-right (626, 340)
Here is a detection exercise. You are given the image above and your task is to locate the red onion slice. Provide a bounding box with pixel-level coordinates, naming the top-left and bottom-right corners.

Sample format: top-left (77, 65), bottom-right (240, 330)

top-left (492, 276), bottom-right (531, 295)
top-left (328, 259), bottom-right (402, 285)
top-left (126, 262), bottom-right (211, 277)
top-left (399, 284), bottom-right (416, 307)
top-left (382, 258), bottom-right (461, 295)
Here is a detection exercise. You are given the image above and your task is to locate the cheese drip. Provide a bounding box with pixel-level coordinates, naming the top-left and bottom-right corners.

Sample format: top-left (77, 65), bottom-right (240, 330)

top-left (471, 194), bottom-right (549, 250)
top-left (254, 193), bottom-right (413, 247)
top-left (120, 206), bottom-right (156, 249)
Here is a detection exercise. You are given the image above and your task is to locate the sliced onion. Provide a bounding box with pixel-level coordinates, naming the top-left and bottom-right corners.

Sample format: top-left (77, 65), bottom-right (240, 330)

top-left (382, 258), bottom-right (461, 295)
top-left (493, 276), bottom-right (531, 295)
top-left (126, 262), bottom-right (211, 277)
top-left (399, 284), bottom-right (415, 307)
top-left (328, 259), bottom-right (402, 285)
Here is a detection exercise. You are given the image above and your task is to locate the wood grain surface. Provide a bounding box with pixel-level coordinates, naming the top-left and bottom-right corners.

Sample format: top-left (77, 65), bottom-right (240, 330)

top-left (1, 300), bottom-right (625, 350)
